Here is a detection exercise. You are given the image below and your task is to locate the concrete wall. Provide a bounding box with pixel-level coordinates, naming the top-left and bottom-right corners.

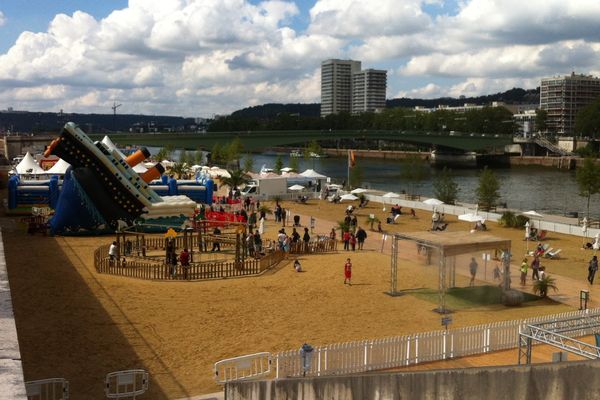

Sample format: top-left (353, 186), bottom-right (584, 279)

top-left (0, 230), bottom-right (28, 399)
top-left (227, 360), bottom-right (600, 400)
top-left (2, 135), bottom-right (55, 160)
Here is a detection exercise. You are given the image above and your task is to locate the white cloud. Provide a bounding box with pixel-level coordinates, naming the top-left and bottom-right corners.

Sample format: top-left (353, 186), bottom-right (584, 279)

top-left (0, 11), bottom-right (5, 26)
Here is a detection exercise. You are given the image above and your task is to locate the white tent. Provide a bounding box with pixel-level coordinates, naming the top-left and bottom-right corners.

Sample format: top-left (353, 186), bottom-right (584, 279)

top-left (288, 184), bottom-right (305, 191)
top-left (101, 136), bottom-right (127, 159)
top-left (45, 158), bottom-right (71, 175)
top-left (382, 192), bottom-right (400, 198)
top-left (423, 198), bottom-right (444, 206)
top-left (15, 152), bottom-right (45, 175)
top-left (299, 169), bottom-right (327, 179)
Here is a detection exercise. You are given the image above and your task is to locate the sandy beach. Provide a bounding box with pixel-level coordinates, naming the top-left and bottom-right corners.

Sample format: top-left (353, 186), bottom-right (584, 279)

top-left (4, 198), bottom-right (593, 399)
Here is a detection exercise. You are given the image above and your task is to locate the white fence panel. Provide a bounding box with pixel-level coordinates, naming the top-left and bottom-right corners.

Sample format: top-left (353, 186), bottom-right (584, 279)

top-left (214, 352), bottom-right (272, 383)
top-left (25, 378), bottom-right (69, 400)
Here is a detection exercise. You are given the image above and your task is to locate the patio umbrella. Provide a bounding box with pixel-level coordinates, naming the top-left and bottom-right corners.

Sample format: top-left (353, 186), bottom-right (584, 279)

top-left (423, 198), bottom-right (444, 206)
top-left (582, 217), bottom-right (589, 248)
top-left (522, 210), bottom-right (543, 230)
top-left (340, 193), bottom-right (359, 201)
top-left (382, 192), bottom-right (399, 212)
top-left (288, 184), bottom-right (305, 191)
top-left (525, 221), bottom-right (530, 252)
top-left (458, 213), bottom-right (485, 223)
top-left (350, 188), bottom-right (368, 194)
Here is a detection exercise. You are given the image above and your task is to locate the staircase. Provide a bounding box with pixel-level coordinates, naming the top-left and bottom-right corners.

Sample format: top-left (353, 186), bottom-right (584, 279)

top-left (534, 137), bottom-right (574, 156)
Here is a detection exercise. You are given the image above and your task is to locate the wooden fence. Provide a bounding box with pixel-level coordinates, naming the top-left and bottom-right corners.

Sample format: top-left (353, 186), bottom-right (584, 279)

top-left (94, 244), bottom-right (287, 281)
top-left (272, 308), bottom-right (600, 379)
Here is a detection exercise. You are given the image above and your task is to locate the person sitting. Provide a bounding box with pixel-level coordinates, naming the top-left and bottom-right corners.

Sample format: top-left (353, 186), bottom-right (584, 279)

top-left (474, 220), bottom-right (487, 231)
top-left (534, 242), bottom-right (545, 257)
top-left (294, 259), bottom-right (302, 272)
top-left (528, 227), bottom-right (538, 240)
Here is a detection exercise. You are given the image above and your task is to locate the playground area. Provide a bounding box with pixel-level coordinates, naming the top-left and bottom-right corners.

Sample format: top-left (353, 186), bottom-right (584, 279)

top-left (5, 197), bottom-right (585, 399)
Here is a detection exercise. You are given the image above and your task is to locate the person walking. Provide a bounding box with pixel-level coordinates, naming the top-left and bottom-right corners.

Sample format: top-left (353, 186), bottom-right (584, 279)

top-left (179, 248), bottom-right (190, 280)
top-left (211, 226), bottom-right (221, 252)
top-left (344, 258), bottom-right (352, 285)
top-left (520, 257), bottom-right (529, 285)
top-left (356, 227), bottom-right (367, 250)
top-left (350, 233), bottom-right (357, 251)
top-left (303, 227), bottom-right (311, 253)
top-left (588, 255), bottom-right (598, 284)
top-left (108, 241), bottom-right (118, 265)
top-left (469, 257), bottom-right (478, 287)
top-left (531, 256), bottom-right (540, 281)
top-left (342, 230), bottom-right (351, 251)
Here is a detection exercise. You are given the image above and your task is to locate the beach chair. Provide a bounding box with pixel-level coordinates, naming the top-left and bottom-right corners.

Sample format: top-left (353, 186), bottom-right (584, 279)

top-left (535, 230), bottom-right (548, 240)
top-left (545, 248), bottom-right (562, 259)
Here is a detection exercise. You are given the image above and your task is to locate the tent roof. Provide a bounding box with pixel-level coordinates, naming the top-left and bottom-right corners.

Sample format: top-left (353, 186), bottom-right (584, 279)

top-left (46, 158), bottom-right (71, 174)
top-left (15, 152), bottom-right (45, 175)
top-left (394, 231), bottom-right (511, 257)
top-left (299, 169), bottom-right (327, 178)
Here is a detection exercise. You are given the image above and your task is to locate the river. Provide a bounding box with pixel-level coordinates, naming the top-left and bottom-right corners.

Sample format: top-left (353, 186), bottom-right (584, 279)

top-left (147, 147), bottom-right (595, 216)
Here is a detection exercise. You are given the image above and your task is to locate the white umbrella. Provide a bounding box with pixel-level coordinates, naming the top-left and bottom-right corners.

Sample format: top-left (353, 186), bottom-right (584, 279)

top-left (281, 167), bottom-right (293, 173)
top-left (288, 184), bottom-right (305, 191)
top-left (522, 210), bottom-right (543, 229)
top-left (350, 188), bottom-right (368, 194)
top-left (525, 221), bottom-right (531, 252)
top-left (382, 192), bottom-right (400, 198)
top-left (458, 213), bottom-right (486, 223)
top-left (423, 198), bottom-right (444, 206)
top-left (340, 193), bottom-right (359, 201)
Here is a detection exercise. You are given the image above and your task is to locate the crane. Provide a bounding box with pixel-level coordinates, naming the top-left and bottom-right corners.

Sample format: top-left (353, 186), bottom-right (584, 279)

top-left (112, 101), bottom-right (122, 132)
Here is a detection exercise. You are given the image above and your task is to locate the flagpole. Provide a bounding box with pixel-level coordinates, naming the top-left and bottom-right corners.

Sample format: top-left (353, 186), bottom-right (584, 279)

top-left (347, 149), bottom-right (350, 190)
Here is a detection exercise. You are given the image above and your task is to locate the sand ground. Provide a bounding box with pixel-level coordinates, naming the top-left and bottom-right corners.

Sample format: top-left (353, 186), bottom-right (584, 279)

top-left (4, 199), bottom-right (592, 399)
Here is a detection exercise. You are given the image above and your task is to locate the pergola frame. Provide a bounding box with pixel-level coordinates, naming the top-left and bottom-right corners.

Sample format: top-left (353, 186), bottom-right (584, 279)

top-left (390, 231), bottom-right (512, 313)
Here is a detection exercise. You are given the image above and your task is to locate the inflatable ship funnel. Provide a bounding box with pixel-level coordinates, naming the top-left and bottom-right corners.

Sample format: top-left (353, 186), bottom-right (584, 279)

top-left (141, 163), bottom-right (165, 183)
top-left (126, 147), bottom-right (151, 167)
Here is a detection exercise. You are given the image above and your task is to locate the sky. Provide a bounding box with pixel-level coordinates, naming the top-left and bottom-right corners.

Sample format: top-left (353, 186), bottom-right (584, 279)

top-left (1, 0), bottom-right (600, 117)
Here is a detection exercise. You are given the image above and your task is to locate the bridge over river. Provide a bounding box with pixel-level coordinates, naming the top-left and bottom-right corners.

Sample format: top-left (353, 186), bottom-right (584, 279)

top-left (96, 130), bottom-right (514, 152)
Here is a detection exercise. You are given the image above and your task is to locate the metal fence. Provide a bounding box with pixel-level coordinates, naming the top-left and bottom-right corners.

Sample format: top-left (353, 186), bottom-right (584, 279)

top-left (272, 308), bottom-right (600, 379)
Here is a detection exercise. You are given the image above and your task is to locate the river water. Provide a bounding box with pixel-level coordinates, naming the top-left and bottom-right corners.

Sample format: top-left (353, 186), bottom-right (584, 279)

top-left (147, 146), bottom-right (595, 216)
top-left (247, 153), bottom-right (596, 216)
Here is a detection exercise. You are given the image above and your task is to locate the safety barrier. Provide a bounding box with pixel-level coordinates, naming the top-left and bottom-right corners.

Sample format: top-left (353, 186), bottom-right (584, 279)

top-left (25, 378), bottom-right (69, 400)
top-left (105, 369), bottom-right (148, 399)
top-left (214, 352), bottom-right (272, 384)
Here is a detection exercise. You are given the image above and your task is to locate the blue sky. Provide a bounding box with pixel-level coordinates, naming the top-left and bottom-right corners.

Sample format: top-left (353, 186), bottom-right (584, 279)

top-left (0, 0), bottom-right (598, 116)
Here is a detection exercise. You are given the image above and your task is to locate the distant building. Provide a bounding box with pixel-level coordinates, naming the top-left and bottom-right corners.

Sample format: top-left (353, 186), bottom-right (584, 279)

top-left (320, 59), bottom-right (387, 117)
top-left (513, 109), bottom-right (537, 137)
top-left (540, 72), bottom-right (600, 136)
top-left (352, 69), bottom-right (387, 114)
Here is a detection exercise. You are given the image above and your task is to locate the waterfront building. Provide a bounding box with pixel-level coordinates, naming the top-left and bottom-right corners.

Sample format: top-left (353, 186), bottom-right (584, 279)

top-left (540, 72), bottom-right (600, 136)
top-left (320, 59), bottom-right (387, 116)
top-left (352, 69), bottom-right (387, 114)
top-left (513, 109), bottom-right (537, 138)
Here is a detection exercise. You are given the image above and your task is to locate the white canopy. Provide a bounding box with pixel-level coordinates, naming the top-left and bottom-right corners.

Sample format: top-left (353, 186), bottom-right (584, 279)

top-left (281, 167), bottom-right (294, 173)
top-left (45, 158), bottom-right (71, 175)
top-left (299, 169), bottom-right (327, 179)
top-left (288, 184), bottom-right (305, 191)
top-left (350, 188), bottom-right (368, 194)
top-left (382, 192), bottom-right (400, 198)
top-left (458, 213), bottom-right (486, 223)
top-left (15, 152), bottom-right (45, 175)
top-left (423, 198), bottom-right (444, 206)
top-left (340, 193), bottom-right (359, 201)
top-left (523, 210), bottom-right (543, 218)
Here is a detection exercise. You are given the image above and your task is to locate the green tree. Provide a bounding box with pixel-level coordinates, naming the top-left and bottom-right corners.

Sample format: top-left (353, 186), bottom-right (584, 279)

top-left (220, 169), bottom-right (251, 192)
top-left (433, 166), bottom-right (459, 204)
top-left (400, 155), bottom-right (428, 197)
top-left (170, 162), bottom-right (189, 179)
top-left (289, 155), bottom-right (299, 172)
top-left (210, 143), bottom-right (223, 165)
top-left (274, 155), bottom-right (283, 174)
top-left (242, 156), bottom-right (255, 173)
top-left (179, 150), bottom-right (190, 165)
top-left (535, 109), bottom-right (548, 134)
top-left (476, 166), bottom-right (501, 210)
top-left (533, 275), bottom-right (558, 298)
top-left (349, 164), bottom-right (363, 188)
top-left (194, 149), bottom-right (204, 165)
top-left (576, 157), bottom-right (600, 218)
top-left (575, 97), bottom-right (600, 138)
top-left (155, 146), bottom-right (171, 162)
top-left (227, 137), bottom-right (244, 168)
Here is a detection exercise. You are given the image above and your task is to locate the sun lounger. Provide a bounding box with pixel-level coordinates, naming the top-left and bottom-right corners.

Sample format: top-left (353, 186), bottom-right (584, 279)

top-left (545, 248), bottom-right (562, 259)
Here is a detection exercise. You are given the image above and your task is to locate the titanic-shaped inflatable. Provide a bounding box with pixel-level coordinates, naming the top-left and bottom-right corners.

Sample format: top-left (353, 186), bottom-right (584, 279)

top-left (45, 122), bottom-right (205, 234)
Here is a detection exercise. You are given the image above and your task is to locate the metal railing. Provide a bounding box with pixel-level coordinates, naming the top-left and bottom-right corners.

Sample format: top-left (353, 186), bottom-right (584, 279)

top-left (214, 352), bottom-right (272, 384)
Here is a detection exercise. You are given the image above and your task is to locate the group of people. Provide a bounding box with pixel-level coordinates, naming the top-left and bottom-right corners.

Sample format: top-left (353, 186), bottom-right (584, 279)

top-left (165, 238), bottom-right (191, 279)
top-left (245, 230), bottom-right (263, 258)
top-left (519, 255), bottom-right (546, 285)
top-left (340, 227), bottom-right (367, 251)
top-left (274, 227), bottom-right (311, 253)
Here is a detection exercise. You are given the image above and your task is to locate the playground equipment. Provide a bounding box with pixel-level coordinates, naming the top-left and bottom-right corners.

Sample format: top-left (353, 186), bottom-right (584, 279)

top-left (7, 175), bottom-right (60, 214)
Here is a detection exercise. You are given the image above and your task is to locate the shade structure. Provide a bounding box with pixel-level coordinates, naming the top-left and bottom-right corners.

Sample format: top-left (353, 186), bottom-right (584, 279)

top-left (458, 213), bottom-right (486, 223)
top-left (340, 193), bottom-right (359, 201)
top-left (299, 169), bottom-right (327, 179)
top-left (382, 192), bottom-right (400, 198)
top-left (15, 152), bottom-right (45, 175)
top-left (281, 167), bottom-right (294, 173)
top-left (288, 184), bottom-right (305, 191)
top-left (423, 198), bottom-right (444, 206)
top-left (522, 210), bottom-right (543, 218)
top-left (45, 158), bottom-right (71, 175)
top-left (350, 188), bottom-right (368, 194)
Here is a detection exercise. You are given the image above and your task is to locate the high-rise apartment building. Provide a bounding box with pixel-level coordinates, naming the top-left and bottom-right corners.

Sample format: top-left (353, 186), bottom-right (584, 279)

top-left (352, 69), bottom-right (387, 114)
top-left (540, 72), bottom-right (600, 136)
top-left (320, 59), bottom-right (386, 117)
top-left (320, 59), bottom-right (361, 116)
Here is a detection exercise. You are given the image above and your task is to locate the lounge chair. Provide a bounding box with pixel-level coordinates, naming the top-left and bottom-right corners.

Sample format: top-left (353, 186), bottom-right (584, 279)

top-left (535, 230), bottom-right (548, 241)
top-left (545, 248), bottom-right (562, 259)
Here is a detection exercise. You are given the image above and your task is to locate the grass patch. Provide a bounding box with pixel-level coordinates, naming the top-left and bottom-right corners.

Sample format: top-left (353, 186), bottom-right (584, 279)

top-left (410, 285), bottom-right (541, 310)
